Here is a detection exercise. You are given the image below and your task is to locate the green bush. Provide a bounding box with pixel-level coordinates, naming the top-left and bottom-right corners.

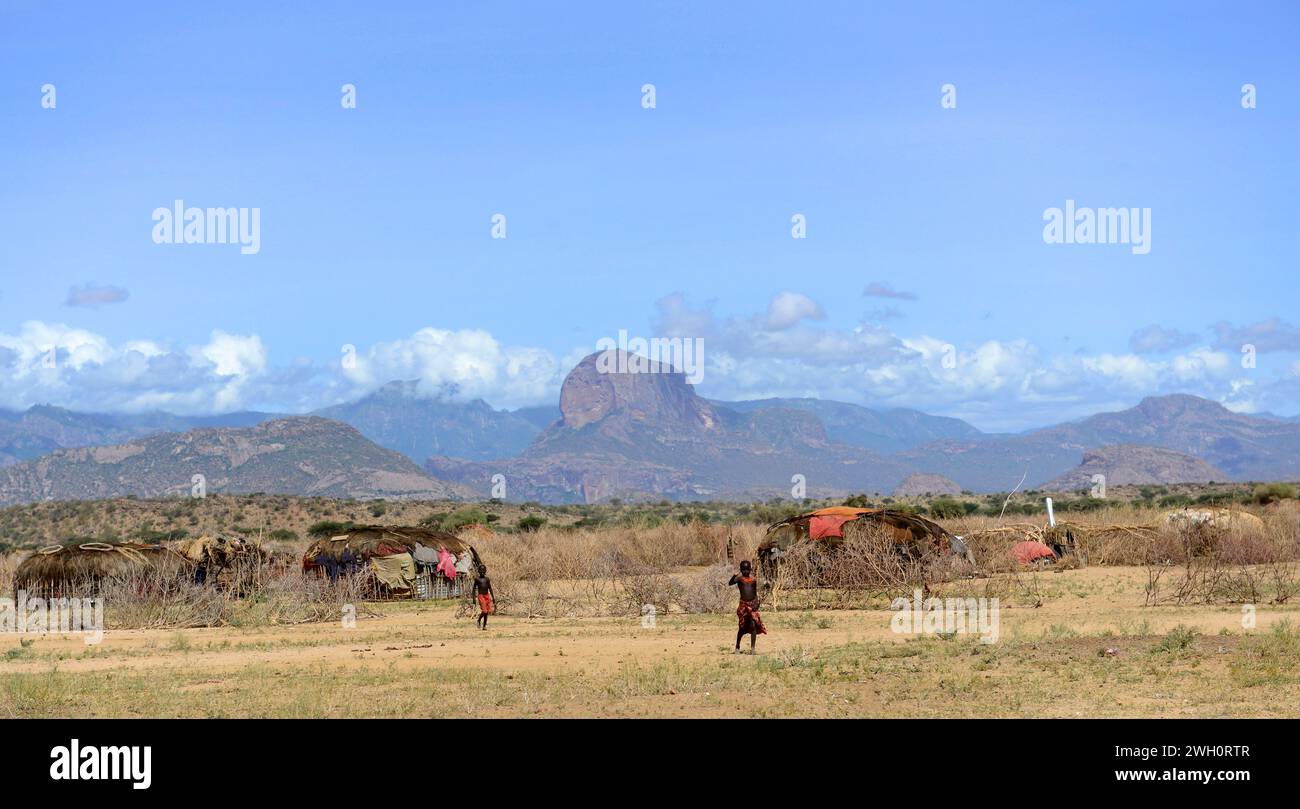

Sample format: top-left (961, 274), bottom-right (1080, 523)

top-left (418, 507), bottom-right (490, 532)
top-left (1253, 482), bottom-right (1296, 505)
top-left (927, 497), bottom-right (965, 519)
top-left (1059, 497), bottom-right (1107, 512)
top-left (307, 520), bottom-right (355, 537)
top-left (516, 515), bottom-right (547, 533)
top-left (1157, 624), bottom-right (1197, 653)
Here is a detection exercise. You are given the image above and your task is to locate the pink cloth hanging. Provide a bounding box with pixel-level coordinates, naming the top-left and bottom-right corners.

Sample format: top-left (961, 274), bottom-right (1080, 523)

top-left (436, 547), bottom-right (457, 580)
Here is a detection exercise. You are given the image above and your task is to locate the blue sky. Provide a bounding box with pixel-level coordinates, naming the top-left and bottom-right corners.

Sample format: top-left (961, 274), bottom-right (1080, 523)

top-left (1, 1), bottom-right (1297, 430)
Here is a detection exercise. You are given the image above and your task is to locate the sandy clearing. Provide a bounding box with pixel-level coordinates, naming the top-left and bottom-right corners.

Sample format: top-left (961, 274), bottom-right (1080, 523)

top-left (3, 566), bottom-right (1295, 681)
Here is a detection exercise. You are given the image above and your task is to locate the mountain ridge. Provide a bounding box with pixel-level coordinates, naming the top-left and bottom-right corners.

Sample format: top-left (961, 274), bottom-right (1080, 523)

top-left (0, 416), bottom-right (469, 507)
top-left (5, 372), bottom-right (1300, 504)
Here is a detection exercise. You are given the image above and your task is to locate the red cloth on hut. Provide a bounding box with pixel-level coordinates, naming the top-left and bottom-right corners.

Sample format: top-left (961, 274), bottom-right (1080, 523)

top-left (436, 548), bottom-right (457, 580)
top-left (809, 514), bottom-right (855, 540)
top-left (1012, 541), bottom-right (1057, 565)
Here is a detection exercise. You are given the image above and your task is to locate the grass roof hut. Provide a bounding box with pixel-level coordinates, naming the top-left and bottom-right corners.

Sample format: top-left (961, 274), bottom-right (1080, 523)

top-left (758, 507), bottom-right (970, 574)
top-left (13, 541), bottom-right (192, 598)
top-left (302, 525), bottom-right (480, 598)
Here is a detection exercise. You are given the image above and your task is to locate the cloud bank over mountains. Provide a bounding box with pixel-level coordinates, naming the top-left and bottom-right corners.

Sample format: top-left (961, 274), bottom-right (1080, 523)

top-left (2, 292), bottom-right (1296, 431)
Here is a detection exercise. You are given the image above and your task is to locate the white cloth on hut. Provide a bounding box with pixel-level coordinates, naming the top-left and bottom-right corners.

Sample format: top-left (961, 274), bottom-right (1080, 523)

top-left (411, 543), bottom-right (440, 566)
top-left (454, 552), bottom-right (474, 574)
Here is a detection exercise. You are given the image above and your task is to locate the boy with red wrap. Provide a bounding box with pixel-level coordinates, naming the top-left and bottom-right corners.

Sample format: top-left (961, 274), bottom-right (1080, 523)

top-left (473, 566), bottom-right (494, 630)
top-left (729, 560), bottom-right (766, 653)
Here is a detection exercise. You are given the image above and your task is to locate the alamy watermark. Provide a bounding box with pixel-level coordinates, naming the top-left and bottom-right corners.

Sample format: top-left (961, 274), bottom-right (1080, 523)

top-left (50, 739), bottom-right (151, 790)
top-left (2, 591), bottom-right (104, 645)
top-left (1042, 200), bottom-right (1150, 255)
top-left (152, 200), bottom-right (261, 255)
top-left (595, 330), bottom-right (705, 384)
top-left (890, 589), bottom-right (1000, 644)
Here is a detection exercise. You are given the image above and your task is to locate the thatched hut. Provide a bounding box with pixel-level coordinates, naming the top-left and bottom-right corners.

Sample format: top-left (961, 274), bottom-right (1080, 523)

top-left (166, 534), bottom-right (279, 593)
top-left (13, 542), bottom-right (192, 597)
top-left (758, 507), bottom-right (971, 575)
top-left (172, 535), bottom-right (271, 584)
top-left (302, 525), bottom-right (481, 599)
top-left (1161, 507), bottom-right (1265, 534)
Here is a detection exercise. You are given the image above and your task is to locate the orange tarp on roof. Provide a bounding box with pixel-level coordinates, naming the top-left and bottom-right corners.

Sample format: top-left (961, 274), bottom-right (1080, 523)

top-left (1012, 541), bottom-right (1056, 565)
top-left (806, 508), bottom-right (878, 539)
top-left (808, 507), bottom-right (877, 518)
top-left (810, 514), bottom-right (858, 539)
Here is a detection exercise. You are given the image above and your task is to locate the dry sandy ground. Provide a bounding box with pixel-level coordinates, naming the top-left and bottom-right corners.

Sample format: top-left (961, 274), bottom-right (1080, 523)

top-left (3, 566), bottom-right (1300, 718)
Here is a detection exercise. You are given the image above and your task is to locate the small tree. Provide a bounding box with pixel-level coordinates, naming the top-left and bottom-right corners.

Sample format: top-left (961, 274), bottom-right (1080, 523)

top-left (517, 515), bottom-right (547, 533)
top-left (1253, 482), bottom-right (1296, 505)
top-left (927, 497), bottom-right (965, 519)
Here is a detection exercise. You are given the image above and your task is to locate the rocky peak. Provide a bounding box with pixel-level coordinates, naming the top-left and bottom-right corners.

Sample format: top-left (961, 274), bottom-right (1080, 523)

top-left (892, 473), bottom-right (962, 497)
top-left (558, 351), bottom-right (719, 432)
top-left (1132, 394), bottom-right (1233, 424)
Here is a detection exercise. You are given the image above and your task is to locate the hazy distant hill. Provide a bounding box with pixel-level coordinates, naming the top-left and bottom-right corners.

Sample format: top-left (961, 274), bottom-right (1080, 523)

top-left (712, 397), bottom-right (982, 453)
top-left (1044, 444), bottom-right (1228, 490)
top-left (0, 417), bottom-right (467, 507)
top-left (892, 473), bottom-right (963, 497)
top-left (0, 405), bottom-right (276, 466)
top-left (312, 380), bottom-right (544, 462)
top-left (900, 395), bottom-right (1300, 490)
top-left (0, 386), bottom-right (552, 469)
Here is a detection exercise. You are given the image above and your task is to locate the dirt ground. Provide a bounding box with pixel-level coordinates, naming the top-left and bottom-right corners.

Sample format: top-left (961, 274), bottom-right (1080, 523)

top-left (3, 566), bottom-right (1299, 718)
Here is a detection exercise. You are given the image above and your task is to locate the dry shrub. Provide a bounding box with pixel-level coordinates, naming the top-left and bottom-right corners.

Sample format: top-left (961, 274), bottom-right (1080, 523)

top-left (723, 523), bottom-right (765, 564)
top-left (615, 572), bottom-right (684, 618)
top-left (958, 531), bottom-right (1023, 574)
top-left (765, 522), bottom-right (943, 610)
top-left (12, 560), bottom-right (377, 630)
top-left (954, 504), bottom-right (1297, 571)
top-left (675, 563), bottom-right (733, 614)
top-left (471, 521), bottom-right (723, 582)
top-left (460, 521), bottom-right (738, 618)
top-left (101, 567), bottom-right (377, 629)
top-left (0, 552), bottom-right (18, 589)
top-left (1143, 519), bottom-right (1300, 606)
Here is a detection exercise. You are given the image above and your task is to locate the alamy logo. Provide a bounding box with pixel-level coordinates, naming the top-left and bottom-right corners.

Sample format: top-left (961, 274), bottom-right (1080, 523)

top-left (1042, 200), bottom-right (1150, 255)
top-left (152, 200), bottom-right (261, 255)
top-left (50, 739), bottom-right (151, 790)
top-left (890, 589), bottom-right (1000, 644)
top-left (2, 591), bottom-right (103, 645)
top-left (595, 330), bottom-right (705, 384)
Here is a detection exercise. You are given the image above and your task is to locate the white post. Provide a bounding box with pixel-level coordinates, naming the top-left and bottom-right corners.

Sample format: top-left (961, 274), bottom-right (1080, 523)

top-left (1045, 497), bottom-right (1056, 528)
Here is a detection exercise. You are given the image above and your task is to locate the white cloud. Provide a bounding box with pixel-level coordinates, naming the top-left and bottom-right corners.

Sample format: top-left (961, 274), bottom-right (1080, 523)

top-left (340, 327), bottom-right (561, 410)
top-left (763, 291), bottom-right (825, 330)
top-left (2, 297), bottom-right (1296, 429)
top-left (0, 321), bottom-right (563, 416)
top-left (0, 322), bottom-right (273, 414)
top-left (652, 293), bottom-right (1297, 429)
top-left (196, 331), bottom-right (267, 377)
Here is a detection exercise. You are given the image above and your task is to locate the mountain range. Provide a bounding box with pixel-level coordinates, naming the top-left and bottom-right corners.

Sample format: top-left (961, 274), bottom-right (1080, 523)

top-left (2, 353), bottom-right (1298, 505)
top-left (895, 393), bottom-right (1300, 491)
top-left (0, 417), bottom-right (466, 507)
